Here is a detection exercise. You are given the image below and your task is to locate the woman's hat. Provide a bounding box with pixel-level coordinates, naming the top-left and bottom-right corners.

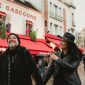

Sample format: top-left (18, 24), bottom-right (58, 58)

top-left (7, 33), bottom-right (20, 46)
top-left (63, 32), bottom-right (75, 43)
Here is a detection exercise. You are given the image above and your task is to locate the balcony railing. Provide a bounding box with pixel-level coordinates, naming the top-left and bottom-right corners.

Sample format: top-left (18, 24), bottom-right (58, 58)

top-left (49, 11), bottom-right (63, 22)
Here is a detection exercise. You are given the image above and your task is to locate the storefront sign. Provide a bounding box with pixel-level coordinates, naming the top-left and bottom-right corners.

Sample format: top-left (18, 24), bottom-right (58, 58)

top-left (0, 2), bottom-right (36, 20)
top-left (5, 6), bottom-right (36, 20)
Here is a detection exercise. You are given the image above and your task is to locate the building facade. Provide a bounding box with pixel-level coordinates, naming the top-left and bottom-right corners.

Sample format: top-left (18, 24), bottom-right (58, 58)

top-left (44, 0), bottom-right (76, 36)
top-left (76, 28), bottom-right (85, 48)
top-left (0, 0), bottom-right (44, 39)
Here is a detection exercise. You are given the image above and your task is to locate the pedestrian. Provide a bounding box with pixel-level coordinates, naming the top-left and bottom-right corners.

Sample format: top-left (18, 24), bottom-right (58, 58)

top-left (82, 53), bottom-right (85, 70)
top-left (43, 32), bottom-right (82, 85)
top-left (0, 33), bottom-right (43, 85)
top-left (38, 56), bottom-right (44, 77)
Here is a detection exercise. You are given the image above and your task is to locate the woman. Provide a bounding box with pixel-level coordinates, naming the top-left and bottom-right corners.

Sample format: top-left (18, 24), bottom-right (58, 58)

top-left (43, 32), bottom-right (82, 85)
top-left (0, 33), bottom-right (43, 85)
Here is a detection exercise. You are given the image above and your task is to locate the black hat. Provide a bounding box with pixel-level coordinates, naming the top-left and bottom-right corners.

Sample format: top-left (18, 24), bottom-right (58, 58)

top-left (63, 32), bottom-right (75, 43)
top-left (7, 33), bottom-right (20, 46)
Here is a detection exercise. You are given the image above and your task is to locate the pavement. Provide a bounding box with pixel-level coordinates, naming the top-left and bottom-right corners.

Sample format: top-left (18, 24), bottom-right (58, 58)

top-left (78, 62), bottom-right (85, 85)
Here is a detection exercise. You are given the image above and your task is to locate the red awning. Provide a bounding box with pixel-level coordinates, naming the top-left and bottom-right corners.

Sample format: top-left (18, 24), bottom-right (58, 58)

top-left (45, 34), bottom-right (62, 47)
top-left (29, 50), bottom-right (40, 54)
top-left (0, 37), bottom-right (54, 54)
top-left (0, 39), bottom-right (8, 48)
top-left (6, 32), bottom-right (31, 40)
top-left (20, 39), bottom-right (54, 53)
top-left (47, 38), bottom-right (61, 47)
top-left (45, 33), bottom-right (62, 40)
top-left (0, 11), bottom-right (6, 16)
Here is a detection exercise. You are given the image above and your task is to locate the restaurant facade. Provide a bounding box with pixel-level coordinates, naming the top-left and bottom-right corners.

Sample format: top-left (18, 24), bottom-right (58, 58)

top-left (0, 0), bottom-right (44, 39)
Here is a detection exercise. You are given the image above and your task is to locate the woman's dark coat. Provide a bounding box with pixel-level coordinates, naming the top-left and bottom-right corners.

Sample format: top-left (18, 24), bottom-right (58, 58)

top-left (43, 52), bottom-right (81, 85)
top-left (0, 46), bottom-right (43, 85)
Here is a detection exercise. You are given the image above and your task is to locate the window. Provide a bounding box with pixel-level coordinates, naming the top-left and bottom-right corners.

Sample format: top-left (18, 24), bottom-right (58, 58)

top-left (26, 20), bottom-right (33, 36)
top-left (59, 7), bottom-right (62, 16)
top-left (50, 2), bottom-right (53, 17)
top-left (60, 26), bottom-right (62, 34)
top-left (59, 7), bottom-right (61, 10)
top-left (50, 23), bottom-right (52, 33)
top-left (72, 13), bottom-right (74, 21)
top-left (45, 20), bottom-right (47, 27)
top-left (50, 2), bottom-right (52, 11)
top-left (72, 13), bottom-right (75, 26)
top-left (54, 24), bottom-right (58, 35)
top-left (54, 5), bottom-right (58, 17)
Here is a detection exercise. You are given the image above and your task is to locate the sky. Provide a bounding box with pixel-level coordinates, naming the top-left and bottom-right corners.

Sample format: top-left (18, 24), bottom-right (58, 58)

top-left (74, 0), bottom-right (85, 32)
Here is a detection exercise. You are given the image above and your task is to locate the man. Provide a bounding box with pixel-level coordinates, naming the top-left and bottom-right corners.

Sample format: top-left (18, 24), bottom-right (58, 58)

top-left (0, 33), bottom-right (43, 85)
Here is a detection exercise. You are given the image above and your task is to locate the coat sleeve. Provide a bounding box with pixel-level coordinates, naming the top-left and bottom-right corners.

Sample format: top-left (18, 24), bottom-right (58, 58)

top-left (55, 55), bottom-right (81, 72)
top-left (42, 61), bottom-right (55, 84)
top-left (23, 48), bottom-right (43, 85)
top-left (0, 55), bottom-right (4, 85)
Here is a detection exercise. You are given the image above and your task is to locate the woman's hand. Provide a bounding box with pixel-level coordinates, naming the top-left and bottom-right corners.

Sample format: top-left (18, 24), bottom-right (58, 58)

top-left (50, 54), bottom-right (59, 60)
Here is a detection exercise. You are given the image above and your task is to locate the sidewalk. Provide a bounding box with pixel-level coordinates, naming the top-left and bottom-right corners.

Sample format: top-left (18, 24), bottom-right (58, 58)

top-left (78, 62), bottom-right (85, 85)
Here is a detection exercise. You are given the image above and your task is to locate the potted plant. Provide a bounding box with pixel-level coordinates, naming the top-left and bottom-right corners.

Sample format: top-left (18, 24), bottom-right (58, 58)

top-left (29, 30), bottom-right (37, 41)
top-left (0, 16), bottom-right (6, 39)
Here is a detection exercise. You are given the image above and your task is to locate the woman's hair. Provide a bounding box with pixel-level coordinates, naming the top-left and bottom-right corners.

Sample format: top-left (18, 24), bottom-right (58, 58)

top-left (67, 41), bottom-right (82, 60)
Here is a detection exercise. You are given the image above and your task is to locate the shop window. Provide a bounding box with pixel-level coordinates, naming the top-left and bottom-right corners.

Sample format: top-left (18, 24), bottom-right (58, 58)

top-left (0, 11), bottom-right (6, 23)
top-left (6, 23), bottom-right (11, 32)
top-left (6, 14), bottom-right (11, 32)
top-left (0, 11), bottom-right (11, 32)
top-left (26, 20), bottom-right (33, 36)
